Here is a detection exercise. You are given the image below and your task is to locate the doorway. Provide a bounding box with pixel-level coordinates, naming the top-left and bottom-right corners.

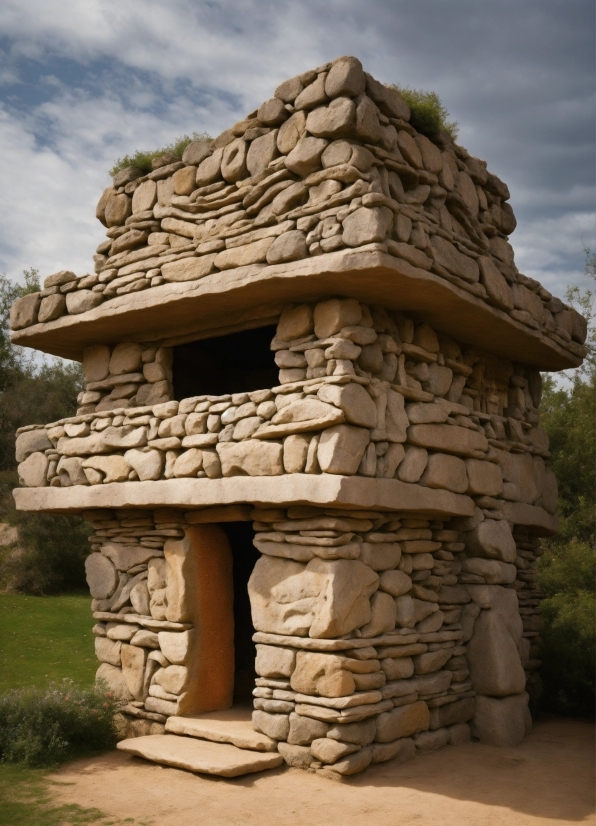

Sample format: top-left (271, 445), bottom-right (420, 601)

top-left (221, 521), bottom-right (260, 705)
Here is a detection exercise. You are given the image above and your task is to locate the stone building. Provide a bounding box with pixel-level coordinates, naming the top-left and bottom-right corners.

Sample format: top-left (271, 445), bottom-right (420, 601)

top-left (11, 56), bottom-right (586, 779)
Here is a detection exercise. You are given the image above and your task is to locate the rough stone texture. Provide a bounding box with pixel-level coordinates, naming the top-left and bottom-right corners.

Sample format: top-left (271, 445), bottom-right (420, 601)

top-left (466, 520), bottom-right (517, 563)
top-left (375, 702), bottom-right (430, 743)
top-left (471, 692), bottom-right (531, 746)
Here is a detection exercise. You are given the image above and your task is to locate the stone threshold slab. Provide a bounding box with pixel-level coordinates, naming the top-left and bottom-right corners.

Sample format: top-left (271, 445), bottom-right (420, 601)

top-left (117, 734), bottom-right (283, 777)
top-left (166, 710), bottom-right (277, 752)
top-left (12, 246), bottom-right (579, 370)
top-left (13, 474), bottom-right (475, 517)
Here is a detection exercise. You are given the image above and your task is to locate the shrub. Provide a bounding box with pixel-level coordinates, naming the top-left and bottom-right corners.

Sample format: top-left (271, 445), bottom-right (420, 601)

top-left (390, 86), bottom-right (459, 141)
top-left (0, 680), bottom-right (119, 767)
top-left (109, 131), bottom-right (211, 176)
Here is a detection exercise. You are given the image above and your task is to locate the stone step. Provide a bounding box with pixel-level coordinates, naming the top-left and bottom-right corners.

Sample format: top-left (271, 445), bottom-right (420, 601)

top-left (165, 709), bottom-right (277, 752)
top-left (117, 734), bottom-right (284, 777)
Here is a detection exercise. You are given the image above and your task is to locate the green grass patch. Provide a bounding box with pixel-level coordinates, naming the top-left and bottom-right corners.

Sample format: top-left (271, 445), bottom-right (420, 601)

top-left (390, 85), bottom-right (459, 141)
top-left (0, 594), bottom-right (96, 694)
top-left (0, 764), bottom-right (136, 825)
top-left (110, 131), bottom-right (211, 176)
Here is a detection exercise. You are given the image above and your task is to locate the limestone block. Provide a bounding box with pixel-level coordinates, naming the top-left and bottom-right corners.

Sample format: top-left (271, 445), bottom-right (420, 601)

top-left (248, 556), bottom-right (378, 639)
top-left (381, 657), bottom-right (414, 681)
top-left (277, 304), bottom-right (313, 340)
top-left (466, 458), bottom-right (503, 496)
top-left (124, 449), bottom-right (164, 481)
top-left (285, 136), bottom-right (328, 176)
top-left (407, 424), bottom-right (488, 456)
top-left (131, 630), bottom-right (159, 649)
top-left (154, 664), bottom-right (188, 695)
top-left (359, 543), bottom-right (401, 571)
top-left (375, 701), bottom-right (430, 743)
top-left (15, 429), bottom-right (52, 462)
top-left (283, 434), bottom-right (310, 473)
top-left (413, 599), bottom-right (437, 624)
top-left (306, 97), bottom-right (357, 138)
top-left (420, 453), bottom-right (468, 493)
top-left (497, 452), bottom-right (540, 504)
top-left (431, 697), bottom-right (475, 729)
top-left (103, 544), bottom-right (155, 572)
top-left (397, 446), bottom-right (428, 483)
top-left (109, 342), bottom-right (144, 375)
top-left (252, 710), bottom-right (290, 741)
top-left (478, 257), bottom-right (514, 310)
top-left (130, 581), bottom-right (150, 615)
top-left (288, 713), bottom-right (329, 745)
top-left (461, 558), bottom-right (516, 584)
top-left (465, 520), bottom-right (516, 563)
top-left (360, 591), bottom-right (397, 637)
top-left (471, 692), bottom-right (530, 746)
top-left (325, 56), bottom-right (365, 98)
top-left (395, 594), bottom-right (415, 628)
top-left (467, 586), bottom-right (526, 697)
top-left (327, 718), bottom-right (376, 746)
top-left (277, 742), bottom-right (313, 768)
top-left (65, 290), bottom-right (103, 315)
top-left (18, 452), bottom-right (48, 487)
top-left (342, 206), bottom-right (393, 247)
top-left (396, 131), bottom-right (423, 167)
top-left (291, 652), bottom-right (355, 698)
top-left (132, 180), bottom-right (157, 213)
top-left (95, 637), bottom-right (121, 666)
top-left (104, 192), bottom-right (132, 226)
top-left (82, 344), bottom-right (110, 382)
top-left (413, 728), bottom-right (450, 752)
top-left (100, 426), bottom-right (147, 450)
top-left (246, 131), bottom-right (279, 177)
top-left (38, 293), bottom-right (66, 323)
top-left (355, 94), bottom-right (381, 142)
top-left (182, 138), bottom-right (212, 165)
top-left (317, 424), bottom-right (369, 474)
top-left (147, 558), bottom-right (166, 592)
top-left (314, 298), bottom-right (362, 337)
top-left (379, 569), bottom-right (412, 597)
top-left (413, 649), bottom-right (452, 675)
top-left (276, 110), bottom-right (307, 154)
top-left (415, 671), bottom-right (452, 697)
top-left (430, 236), bottom-right (480, 283)
top-left (56, 453), bottom-right (88, 484)
top-left (271, 398), bottom-right (341, 427)
top-left (255, 644), bottom-right (296, 678)
top-left (144, 697), bottom-right (178, 716)
top-left (372, 737), bottom-right (416, 765)
top-left (217, 440), bottom-right (283, 476)
top-left (318, 382), bottom-right (377, 428)
top-left (331, 747), bottom-right (373, 775)
top-left (85, 553), bottom-right (118, 599)
top-left (10, 292), bottom-right (40, 329)
top-left (173, 449), bottom-right (203, 478)
top-left (161, 255), bottom-right (217, 282)
top-left (311, 737), bottom-right (359, 764)
top-left (415, 611), bottom-right (444, 633)
top-left (266, 230), bottom-right (308, 264)
top-left (157, 631), bottom-right (194, 665)
top-left (82, 455), bottom-right (131, 484)
top-left (406, 403), bottom-right (448, 425)
top-left (172, 166), bottom-right (197, 196)
top-left (96, 663), bottom-right (130, 700)
top-left (221, 138), bottom-right (247, 182)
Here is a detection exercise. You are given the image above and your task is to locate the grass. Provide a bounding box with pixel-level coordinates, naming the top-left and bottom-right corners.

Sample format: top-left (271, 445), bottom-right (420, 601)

top-left (109, 131), bottom-right (211, 176)
top-left (390, 85), bottom-right (459, 141)
top-left (0, 594), bottom-right (97, 695)
top-left (0, 764), bottom-right (142, 825)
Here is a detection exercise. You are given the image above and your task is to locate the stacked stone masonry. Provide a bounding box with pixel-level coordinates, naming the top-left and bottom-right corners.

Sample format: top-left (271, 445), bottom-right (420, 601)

top-left (11, 55), bottom-right (577, 779)
top-left (9, 56), bottom-right (587, 366)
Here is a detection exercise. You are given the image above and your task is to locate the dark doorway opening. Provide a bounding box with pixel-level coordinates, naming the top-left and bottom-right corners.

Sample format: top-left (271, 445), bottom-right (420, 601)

top-left (172, 325), bottom-right (278, 400)
top-left (221, 521), bottom-right (260, 705)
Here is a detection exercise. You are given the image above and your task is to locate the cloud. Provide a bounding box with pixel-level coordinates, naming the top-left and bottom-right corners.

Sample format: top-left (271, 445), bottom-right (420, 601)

top-left (0, 0), bottom-right (593, 308)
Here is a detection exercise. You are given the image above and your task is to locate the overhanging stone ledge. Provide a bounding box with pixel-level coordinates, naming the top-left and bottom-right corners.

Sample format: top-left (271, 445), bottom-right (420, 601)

top-left (13, 474), bottom-right (475, 517)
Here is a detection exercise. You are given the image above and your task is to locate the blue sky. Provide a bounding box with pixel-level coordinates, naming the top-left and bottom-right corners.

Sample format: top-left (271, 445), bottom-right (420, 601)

top-left (0, 0), bottom-right (594, 305)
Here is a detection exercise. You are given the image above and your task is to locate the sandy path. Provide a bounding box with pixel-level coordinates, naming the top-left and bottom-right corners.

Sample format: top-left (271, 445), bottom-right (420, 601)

top-left (49, 718), bottom-right (595, 826)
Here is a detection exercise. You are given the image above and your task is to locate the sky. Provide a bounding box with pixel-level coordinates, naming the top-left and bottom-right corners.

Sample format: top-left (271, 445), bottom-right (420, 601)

top-left (0, 0), bottom-right (594, 309)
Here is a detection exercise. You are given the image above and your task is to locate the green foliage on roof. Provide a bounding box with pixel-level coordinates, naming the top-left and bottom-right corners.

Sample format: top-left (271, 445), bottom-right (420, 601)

top-left (390, 86), bottom-right (459, 141)
top-left (109, 131), bottom-right (212, 177)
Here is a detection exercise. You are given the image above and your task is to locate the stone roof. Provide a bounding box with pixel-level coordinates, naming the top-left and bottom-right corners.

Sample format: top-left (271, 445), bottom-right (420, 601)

top-left (10, 55), bottom-right (586, 369)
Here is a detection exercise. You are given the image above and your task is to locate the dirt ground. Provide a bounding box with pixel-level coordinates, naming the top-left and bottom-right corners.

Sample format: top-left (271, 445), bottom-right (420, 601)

top-left (49, 717), bottom-right (595, 826)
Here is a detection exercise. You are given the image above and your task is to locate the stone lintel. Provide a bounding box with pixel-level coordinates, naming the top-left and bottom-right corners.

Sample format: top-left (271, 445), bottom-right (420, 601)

top-left (13, 474), bottom-right (475, 518)
top-left (11, 247), bottom-right (580, 370)
top-left (503, 502), bottom-right (558, 535)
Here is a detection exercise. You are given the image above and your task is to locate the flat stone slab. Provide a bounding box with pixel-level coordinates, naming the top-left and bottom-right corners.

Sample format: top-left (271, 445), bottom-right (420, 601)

top-left (117, 734), bottom-right (283, 777)
top-left (166, 709), bottom-right (277, 752)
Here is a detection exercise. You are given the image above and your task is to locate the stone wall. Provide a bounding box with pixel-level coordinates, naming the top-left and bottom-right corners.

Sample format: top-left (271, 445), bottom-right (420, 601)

top-left (9, 56), bottom-right (587, 366)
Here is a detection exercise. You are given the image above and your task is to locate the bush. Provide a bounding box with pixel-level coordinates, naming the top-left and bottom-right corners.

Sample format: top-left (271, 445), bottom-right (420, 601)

top-left (538, 540), bottom-right (595, 718)
top-left (389, 86), bottom-right (459, 141)
top-left (0, 680), bottom-right (119, 767)
top-left (109, 131), bottom-right (211, 176)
